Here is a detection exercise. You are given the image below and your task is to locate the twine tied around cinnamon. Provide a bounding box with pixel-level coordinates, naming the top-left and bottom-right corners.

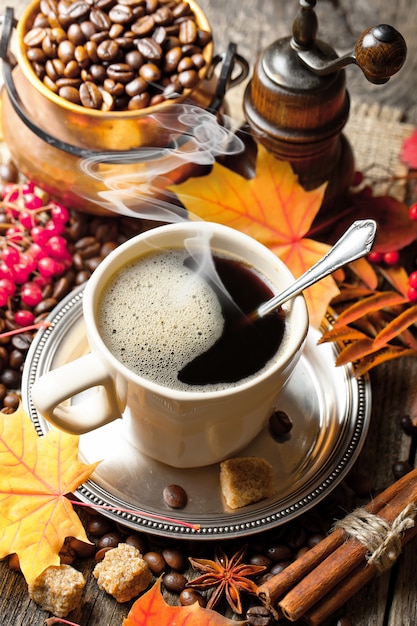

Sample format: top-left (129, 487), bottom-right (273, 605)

top-left (334, 502), bottom-right (417, 574)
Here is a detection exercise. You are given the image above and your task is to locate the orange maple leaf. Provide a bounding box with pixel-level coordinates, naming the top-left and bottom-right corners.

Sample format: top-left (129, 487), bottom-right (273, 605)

top-left (124, 578), bottom-right (245, 626)
top-left (0, 404), bottom-right (99, 585)
top-left (169, 146), bottom-right (338, 327)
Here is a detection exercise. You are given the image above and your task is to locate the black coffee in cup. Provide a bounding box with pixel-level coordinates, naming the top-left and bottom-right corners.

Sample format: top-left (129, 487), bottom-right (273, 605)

top-left (98, 247), bottom-right (285, 391)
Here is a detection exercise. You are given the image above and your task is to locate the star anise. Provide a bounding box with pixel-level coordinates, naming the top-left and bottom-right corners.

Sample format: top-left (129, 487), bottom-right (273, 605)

top-left (187, 545), bottom-right (266, 614)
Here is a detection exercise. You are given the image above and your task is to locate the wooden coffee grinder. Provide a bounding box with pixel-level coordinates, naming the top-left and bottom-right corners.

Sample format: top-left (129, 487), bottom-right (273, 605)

top-left (243, 0), bottom-right (407, 210)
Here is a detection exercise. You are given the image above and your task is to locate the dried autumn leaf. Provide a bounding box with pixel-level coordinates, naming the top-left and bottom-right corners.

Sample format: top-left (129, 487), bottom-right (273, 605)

top-left (372, 305), bottom-right (417, 351)
top-left (123, 578), bottom-right (244, 626)
top-left (353, 347), bottom-right (417, 378)
top-left (333, 291), bottom-right (407, 328)
top-left (0, 404), bottom-right (99, 585)
top-left (169, 146), bottom-right (336, 327)
top-left (321, 191), bottom-right (417, 252)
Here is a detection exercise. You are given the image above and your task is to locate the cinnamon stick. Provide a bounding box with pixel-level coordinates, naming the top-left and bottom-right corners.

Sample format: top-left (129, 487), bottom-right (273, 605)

top-left (257, 468), bottom-right (417, 613)
top-left (257, 468), bottom-right (417, 622)
top-left (279, 473), bottom-right (417, 621)
top-left (303, 522), bottom-right (417, 625)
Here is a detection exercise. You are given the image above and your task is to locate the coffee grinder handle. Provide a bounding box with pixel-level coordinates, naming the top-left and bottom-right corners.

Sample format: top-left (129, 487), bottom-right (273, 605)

top-left (30, 353), bottom-right (124, 435)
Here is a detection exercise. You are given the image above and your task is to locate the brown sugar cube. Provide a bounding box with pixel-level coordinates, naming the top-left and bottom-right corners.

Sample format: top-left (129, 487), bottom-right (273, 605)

top-left (28, 564), bottom-right (86, 617)
top-left (93, 543), bottom-right (153, 602)
top-left (220, 456), bottom-right (276, 509)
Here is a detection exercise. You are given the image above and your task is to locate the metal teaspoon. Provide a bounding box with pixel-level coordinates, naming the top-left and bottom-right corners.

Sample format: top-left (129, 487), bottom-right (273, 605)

top-left (254, 219), bottom-right (378, 320)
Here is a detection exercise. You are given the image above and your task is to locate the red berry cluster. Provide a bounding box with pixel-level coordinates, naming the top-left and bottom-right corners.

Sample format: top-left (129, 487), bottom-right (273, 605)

top-left (0, 182), bottom-right (71, 327)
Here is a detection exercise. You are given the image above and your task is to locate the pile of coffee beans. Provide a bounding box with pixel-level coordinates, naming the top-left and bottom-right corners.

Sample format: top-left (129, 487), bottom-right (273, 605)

top-left (23, 0), bottom-right (212, 111)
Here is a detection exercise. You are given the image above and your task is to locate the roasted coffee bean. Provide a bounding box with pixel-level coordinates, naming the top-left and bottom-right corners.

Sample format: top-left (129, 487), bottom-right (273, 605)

top-left (125, 76), bottom-right (147, 96)
top-left (136, 37), bottom-right (163, 61)
top-left (67, 22), bottom-right (86, 45)
top-left (128, 92), bottom-right (151, 109)
top-left (97, 38), bottom-right (120, 61)
top-left (392, 460), bottom-right (413, 480)
top-left (57, 39), bottom-right (76, 63)
top-left (46, 57), bottom-right (66, 80)
top-left (64, 0), bottom-right (90, 21)
top-left (87, 515), bottom-right (115, 537)
top-left (249, 553), bottom-right (272, 568)
top-left (163, 571), bottom-right (187, 593)
top-left (80, 80), bottom-right (103, 108)
top-left (85, 40), bottom-right (100, 63)
top-left (154, 6), bottom-right (172, 25)
top-left (179, 588), bottom-right (206, 607)
top-left (163, 483), bottom-right (187, 508)
top-left (90, 8), bottom-right (112, 31)
top-left (59, 83), bottom-right (81, 102)
top-left (139, 62), bottom-right (161, 82)
top-left (307, 533), bottom-right (325, 548)
top-left (11, 333), bottom-right (32, 352)
top-left (177, 56), bottom-right (194, 73)
top-left (178, 68), bottom-right (198, 88)
top-left (246, 605), bottom-right (273, 626)
top-left (65, 59), bottom-right (81, 77)
top-left (26, 47), bottom-right (48, 63)
top-left (98, 532), bottom-right (123, 549)
top-left (106, 62), bottom-right (135, 82)
top-left (163, 45), bottom-right (181, 72)
top-left (24, 27), bottom-right (47, 48)
top-left (109, 4), bottom-right (134, 24)
top-left (124, 48), bottom-right (144, 68)
top-left (172, 1), bottom-right (191, 19)
top-left (41, 0), bottom-right (59, 15)
top-left (132, 15), bottom-right (155, 36)
top-left (68, 537), bottom-right (97, 558)
top-left (162, 547), bottom-right (187, 571)
top-left (103, 78), bottom-right (125, 96)
top-left (9, 350), bottom-right (25, 371)
top-left (143, 551), bottom-right (167, 574)
top-left (0, 369), bottom-right (21, 388)
top-left (269, 409), bottom-right (293, 438)
top-left (179, 19), bottom-right (197, 45)
top-left (265, 544), bottom-right (292, 562)
top-left (75, 269), bottom-right (91, 284)
top-left (2, 393), bottom-right (20, 411)
top-left (270, 561), bottom-right (291, 575)
top-left (125, 533), bottom-right (148, 554)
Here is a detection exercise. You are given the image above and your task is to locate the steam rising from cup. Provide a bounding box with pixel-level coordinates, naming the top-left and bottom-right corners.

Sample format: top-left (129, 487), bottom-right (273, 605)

top-left (79, 103), bottom-right (251, 321)
top-left (79, 103), bottom-right (244, 221)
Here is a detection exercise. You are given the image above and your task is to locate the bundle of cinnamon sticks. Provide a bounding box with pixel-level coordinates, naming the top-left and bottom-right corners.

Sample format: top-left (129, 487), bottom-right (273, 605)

top-left (257, 468), bottom-right (417, 625)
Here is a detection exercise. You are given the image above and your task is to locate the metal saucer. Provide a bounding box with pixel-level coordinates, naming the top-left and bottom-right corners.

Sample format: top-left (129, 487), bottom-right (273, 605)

top-left (21, 284), bottom-right (371, 540)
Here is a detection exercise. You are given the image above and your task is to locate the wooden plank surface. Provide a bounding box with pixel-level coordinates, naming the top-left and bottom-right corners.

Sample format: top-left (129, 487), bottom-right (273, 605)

top-left (1, 1), bottom-right (417, 625)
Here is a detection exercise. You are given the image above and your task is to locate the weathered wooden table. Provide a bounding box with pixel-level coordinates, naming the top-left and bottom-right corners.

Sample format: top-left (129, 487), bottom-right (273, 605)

top-left (1, 1), bottom-right (417, 625)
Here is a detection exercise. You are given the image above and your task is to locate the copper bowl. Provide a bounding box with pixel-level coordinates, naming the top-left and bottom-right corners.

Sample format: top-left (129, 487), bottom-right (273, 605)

top-left (1, 0), bottom-right (222, 215)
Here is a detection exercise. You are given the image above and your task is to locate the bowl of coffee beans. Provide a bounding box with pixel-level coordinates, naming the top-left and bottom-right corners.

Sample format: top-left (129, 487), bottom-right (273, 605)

top-left (1, 0), bottom-right (245, 215)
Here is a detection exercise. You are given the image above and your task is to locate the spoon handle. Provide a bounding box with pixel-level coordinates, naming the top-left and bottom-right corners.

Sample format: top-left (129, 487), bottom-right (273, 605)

top-left (257, 219), bottom-right (378, 318)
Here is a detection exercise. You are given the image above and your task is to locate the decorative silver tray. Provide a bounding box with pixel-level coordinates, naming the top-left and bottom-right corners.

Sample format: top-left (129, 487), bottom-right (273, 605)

top-left (22, 284), bottom-right (371, 540)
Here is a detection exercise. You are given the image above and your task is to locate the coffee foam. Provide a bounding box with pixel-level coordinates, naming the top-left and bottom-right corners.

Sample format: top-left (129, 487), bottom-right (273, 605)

top-left (98, 249), bottom-right (225, 390)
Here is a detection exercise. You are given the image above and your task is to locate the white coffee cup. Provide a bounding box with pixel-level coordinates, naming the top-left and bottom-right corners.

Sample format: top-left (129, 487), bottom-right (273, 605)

top-left (31, 222), bottom-right (308, 468)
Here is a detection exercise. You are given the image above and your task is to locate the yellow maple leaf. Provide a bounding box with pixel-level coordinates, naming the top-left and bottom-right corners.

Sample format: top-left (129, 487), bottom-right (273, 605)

top-left (0, 404), bottom-right (99, 585)
top-left (168, 145), bottom-right (336, 327)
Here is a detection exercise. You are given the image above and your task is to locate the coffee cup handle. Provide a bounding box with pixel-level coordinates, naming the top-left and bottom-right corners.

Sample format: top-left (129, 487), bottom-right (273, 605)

top-left (31, 353), bottom-right (124, 435)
